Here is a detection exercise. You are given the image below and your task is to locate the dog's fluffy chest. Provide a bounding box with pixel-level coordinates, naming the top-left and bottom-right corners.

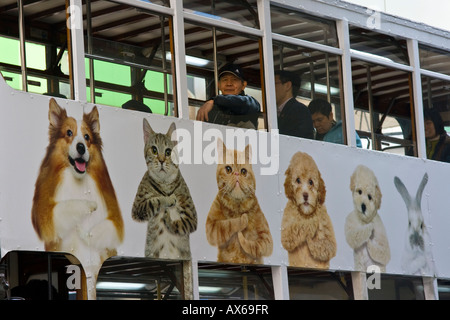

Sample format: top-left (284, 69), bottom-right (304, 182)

top-left (54, 168), bottom-right (108, 238)
top-left (56, 169), bottom-right (104, 207)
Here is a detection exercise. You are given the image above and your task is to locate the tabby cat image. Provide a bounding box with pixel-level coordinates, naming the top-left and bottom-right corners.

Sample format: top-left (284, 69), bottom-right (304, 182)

top-left (205, 139), bottom-right (273, 264)
top-left (132, 119), bottom-right (197, 259)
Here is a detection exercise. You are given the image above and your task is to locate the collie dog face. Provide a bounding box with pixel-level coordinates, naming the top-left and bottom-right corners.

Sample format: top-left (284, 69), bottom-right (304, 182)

top-left (48, 98), bottom-right (102, 179)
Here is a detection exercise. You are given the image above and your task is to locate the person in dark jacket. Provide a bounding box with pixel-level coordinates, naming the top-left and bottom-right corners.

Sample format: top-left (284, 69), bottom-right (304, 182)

top-left (424, 108), bottom-right (450, 163)
top-left (196, 63), bottom-right (260, 129)
top-left (274, 70), bottom-right (314, 139)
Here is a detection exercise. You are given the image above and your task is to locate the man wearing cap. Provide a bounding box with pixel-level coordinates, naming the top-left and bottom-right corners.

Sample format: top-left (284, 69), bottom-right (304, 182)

top-left (274, 70), bottom-right (314, 139)
top-left (196, 63), bottom-right (260, 129)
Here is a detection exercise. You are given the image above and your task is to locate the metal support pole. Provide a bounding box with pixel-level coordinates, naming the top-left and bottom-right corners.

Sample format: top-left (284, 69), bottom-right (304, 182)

top-left (18, 0), bottom-right (28, 92)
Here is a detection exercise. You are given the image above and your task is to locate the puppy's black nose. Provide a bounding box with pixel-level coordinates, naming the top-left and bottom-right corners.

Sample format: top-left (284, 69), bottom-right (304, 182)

top-left (77, 142), bottom-right (86, 155)
top-left (303, 192), bottom-right (308, 201)
top-left (361, 203), bottom-right (366, 213)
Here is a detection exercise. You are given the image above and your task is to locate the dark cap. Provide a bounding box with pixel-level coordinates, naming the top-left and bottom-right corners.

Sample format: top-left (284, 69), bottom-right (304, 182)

top-left (218, 63), bottom-right (245, 81)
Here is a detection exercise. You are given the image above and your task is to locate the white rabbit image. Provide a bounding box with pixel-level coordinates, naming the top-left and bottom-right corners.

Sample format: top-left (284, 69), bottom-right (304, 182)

top-left (394, 173), bottom-right (436, 276)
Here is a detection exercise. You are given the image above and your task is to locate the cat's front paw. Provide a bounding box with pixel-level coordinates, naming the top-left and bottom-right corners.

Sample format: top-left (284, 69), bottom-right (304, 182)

top-left (167, 194), bottom-right (177, 208)
top-left (240, 214), bottom-right (248, 231)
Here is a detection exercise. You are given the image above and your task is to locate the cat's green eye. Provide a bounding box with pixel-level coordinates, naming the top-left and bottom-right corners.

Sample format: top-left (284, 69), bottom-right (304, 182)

top-left (152, 146), bottom-right (158, 155)
top-left (241, 168), bottom-right (247, 176)
top-left (296, 177), bottom-right (301, 184)
top-left (225, 166), bottom-right (232, 174)
top-left (165, 148), bottom-right (172, 157)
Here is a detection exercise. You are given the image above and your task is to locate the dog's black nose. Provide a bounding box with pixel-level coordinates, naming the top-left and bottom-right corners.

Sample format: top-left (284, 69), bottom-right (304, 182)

top-left (77, 142), bottom-right (86, 155)
top-left (361, 203), bottom-right (366, 213)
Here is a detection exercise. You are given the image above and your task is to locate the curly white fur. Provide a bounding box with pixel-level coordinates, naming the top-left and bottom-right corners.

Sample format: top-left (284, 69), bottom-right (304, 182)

top-left (345, 165), bottom-right (390, 272)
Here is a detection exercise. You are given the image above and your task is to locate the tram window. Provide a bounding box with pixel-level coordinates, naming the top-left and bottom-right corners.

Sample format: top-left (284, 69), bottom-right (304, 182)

top-left (287, 268), bottom-right (353, 300)
top-left (350, 27), bottom-right (415, 154)
top-left (272, 42), bottom-right (344, 141)
top-left (184, 21), bottom-right (265, 129)
top-left (350, 26), bottom-right (409, 65)
top-left (419, 44), bottom-right (450, 77)
top-left (1, 251), bottom-right (84, 300)
top-left (96, 257), bottom-right (185, 300)
top-left (367, 274), bottom-right (425, 300)
top-left (270, 5), bottom-right (339, 48)
top-left (84, 0), bottom-right (176, 116)
top-left (352, 62), bottom-right (415, 155)
top-left (197, 263), bottom-right (274, 300)
top-left (0, 0), bottom-right (72, 98)
top-left (437, 279), bottom-right (450, 300)
top-left (421, 75), bottom-right (450, 162)
top-left (183, 0), bottom-right (259, 29)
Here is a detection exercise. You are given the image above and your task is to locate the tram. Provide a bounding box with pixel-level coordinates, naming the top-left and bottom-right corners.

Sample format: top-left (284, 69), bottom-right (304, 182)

top-left (0, 0), bottom-right (449, 300)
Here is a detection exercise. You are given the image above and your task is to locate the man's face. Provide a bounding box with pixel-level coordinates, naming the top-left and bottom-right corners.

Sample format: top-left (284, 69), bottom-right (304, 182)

top-left (424, 119), bottom-right (437, 139)
top-left (274, 74), bottom-right (291, 106)
top-left (218, 73), bottom-right (246, 95)
top-left (311, 112), bottom-right (334, 135)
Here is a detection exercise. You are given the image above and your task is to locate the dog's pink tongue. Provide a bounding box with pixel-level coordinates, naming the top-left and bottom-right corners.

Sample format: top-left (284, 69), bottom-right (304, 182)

top-left (75, 160), bottom-right (86, 173)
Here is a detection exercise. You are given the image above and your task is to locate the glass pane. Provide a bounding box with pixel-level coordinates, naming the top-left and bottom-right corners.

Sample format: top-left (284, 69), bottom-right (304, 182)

top-left (2, 251), bottom-right (85, 300)
top-left (367, 274), bottom-right (425, 300)
top-left (352, 60), bottom-right (415, 155)
top-left (419, 44), bottom-right (450, 77)
top-left (198, 263), bottom-right (274, 300)
top-left (97, 257), bottom-right (185, 300)
top-left (288, 269), bottom-right (353, 300)
top-left (84, 0), bottom-right (175, 116)
top-left (273, 42), bottom-right (344, 141)
top-left (183, 0), bottom-right (259, 29)
top-left (421, 75), bottom-right (450, 163)
top-left (270, 5), bottom-right (339, 47)
top-left (438, 279), bottom-right (450, 300)
top-left (0, 0), bottom-right (72, 98)
top-left (350, 26), bottom-right (409, 65)
top-left (184, 21), bottom-right (265, 129)
top-left (0, 37), bottom-right (20, 66)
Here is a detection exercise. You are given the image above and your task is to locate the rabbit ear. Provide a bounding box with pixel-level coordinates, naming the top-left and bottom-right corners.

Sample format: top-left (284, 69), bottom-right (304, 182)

top-left (394, 176), bottom-right (412, 207)
top-left (415, 173), bottom-right (429, 207)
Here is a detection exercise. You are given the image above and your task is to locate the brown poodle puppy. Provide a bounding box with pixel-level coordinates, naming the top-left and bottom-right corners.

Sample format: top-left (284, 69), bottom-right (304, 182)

top-left (281, 152), bottom-right (337, 269)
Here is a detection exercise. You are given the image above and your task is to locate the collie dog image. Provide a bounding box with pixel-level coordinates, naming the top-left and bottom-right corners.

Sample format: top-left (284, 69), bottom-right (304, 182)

top-left (31, 98), bottom-right (124, 287)
top-left (345, 165), bottom-right (390, 272)
top-left (281, 152), bottom-right (336, 269)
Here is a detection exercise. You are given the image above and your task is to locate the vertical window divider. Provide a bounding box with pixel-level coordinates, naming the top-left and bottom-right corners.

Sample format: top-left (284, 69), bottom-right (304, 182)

top-left (407, 39), bottom-right (426, 159)
top-left (170, 0), bottom-right (188, 119)
top-left (258, 0), bottom-right (277, 133)
top-left (68, 0), bottom-right (87, 102)
top-left (18, 0), bottom-right (28, 92)
top-left (336, 19), bottom-right (357, 148)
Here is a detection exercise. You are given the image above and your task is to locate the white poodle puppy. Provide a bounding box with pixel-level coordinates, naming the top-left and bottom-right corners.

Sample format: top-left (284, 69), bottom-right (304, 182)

top-left (345, 165), bottom-right (390, 272)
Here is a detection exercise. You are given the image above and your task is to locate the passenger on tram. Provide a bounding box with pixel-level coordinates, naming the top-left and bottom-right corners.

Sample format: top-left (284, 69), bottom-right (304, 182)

top-left (424, 108), bottom-right (450, 163)
top-left (274, 70), bottom-right (314, 139)
top-left (196, 63), bottom-right (260, 129)
top-left (309, 98), bottom-right (362, 148)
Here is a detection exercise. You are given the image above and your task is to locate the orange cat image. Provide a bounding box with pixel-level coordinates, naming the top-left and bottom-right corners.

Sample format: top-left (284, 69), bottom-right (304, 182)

top-left (205, 139), bottom-right (273, 264)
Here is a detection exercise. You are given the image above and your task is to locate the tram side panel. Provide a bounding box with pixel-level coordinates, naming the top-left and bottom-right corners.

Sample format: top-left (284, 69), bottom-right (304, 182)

top-left (0, 76), bottom-right (449, 279)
